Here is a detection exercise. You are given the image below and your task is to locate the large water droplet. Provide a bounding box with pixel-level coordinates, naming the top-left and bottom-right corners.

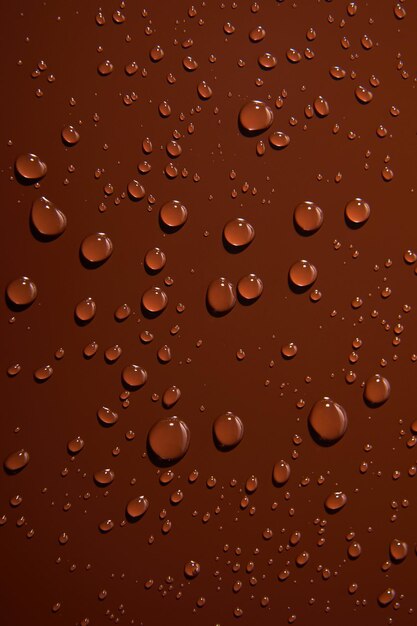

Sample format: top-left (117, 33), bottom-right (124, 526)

top-left (61, 125), bottom-right (80, 145)
top-left (289, 260), bottom-right (317, 289)
top-left (345, 198), bottom-right (370, 226)
top-left (272, 460), bottom-right (291, 485)
top-left (378, 588), bottom-right (396, 607)
top-left (126, 495), bottom-right (149, 520)
top-left (308, 397), bottom-right (348, 445)
top-left (31, 196), bottom-right (67, 238)
top-left (207, 278), bottom-right (236, 315)
top-left (160, 200), bottom-right (188, 230)
top-left (293, 201), bottom-right (323, 234)
top-left (325, 491), bottom-right (347, 512)
top-left (15, 153), bottom-right (47, 182)
top-left (223, 218), bottom-right (254, 249)
top-left (148, 416), bottom-right (190, 463)
top-left (237, 274), bottom-right (263, 302)
top-left (80, 233), bottom-right (113, 264)
top-left (94, 468), bottom-right (115, 486)
top-left (239, 100), bottom-right (274, 134)
top-left (389, 539), bottom-right (408, 562)
top-left (6, 277), bottom-right (37, 307)
top-left (122, 364), bottom-right (147, 389)
top-left (144, 247), bottom-right (166, 272)
top-left (213, 412), bottom-right (244, 449)
top-left (4, 449), bottom-right (30, 472)
top-left (141, 287), bottom-right (168, 314)
top-left (364, 374), bottom-right (390, 406)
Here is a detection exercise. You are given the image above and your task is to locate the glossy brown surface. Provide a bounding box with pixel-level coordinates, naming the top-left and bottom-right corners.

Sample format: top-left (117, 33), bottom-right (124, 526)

top-left (1, 1), bottom-right (417, 624)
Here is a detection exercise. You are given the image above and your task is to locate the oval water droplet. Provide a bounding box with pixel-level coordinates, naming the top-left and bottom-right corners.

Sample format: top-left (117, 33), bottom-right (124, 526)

top-left (325, 491), bottom-right (347, 512)
top-left (207, 277), bottom-right (236, 315)
top-left (31, 196), bottom-right (67, 238)
top-left (308, 397), bottom-right (348, 445)
top-left (126, 495), bottom-right (149, 520)
top-left (269, 131), bottom-right (290, 149)
top-left (272, 460), bottom-right (291, 485)
top-left (148, 417), bottom-right (190, 463)
top-left (355, 85), bottom-right (373, 104)
top-left (213, 412), bottom-right (244, 450)
top-left (61, 125), bottom-right (80, 145)
top-left (184, 560), bottom-right (200, 578)
top-left (378, 588), bottom-right (396, 607)
top-left (145, 248), bottom-right (166, 272)
top-left (97, 406), bottom-right (118, 426)
top-left (389, 539), bottom-right (408, 562)
top-left (122, 364), bottom-right (147, 389)
top-left (75, 297), bottom-right (96, 323)
top-left (4, 449), bottom-right (30, 473)
top-left (163, 385), bottom-right (181, 408)
top-left (6, 277), bottom-right (37, 307)
top-left (67, 436), bottom-right (84, 454)
top-left (314, 96), bottom-right (330, 117)
top-left (364, 374), bottom-right (390, 406)
top-left (94, 468), bottom-right (115, 486)
top-left (15, 153), bottom-right (47, 181)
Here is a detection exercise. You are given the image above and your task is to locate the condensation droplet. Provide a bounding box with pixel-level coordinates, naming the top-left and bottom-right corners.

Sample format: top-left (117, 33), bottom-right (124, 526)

top-left (213, 412), bottom-right (244, 450)
top-left (308, 397), bottom-right (348, 444)
top-left (148, 417), bottom-right (190, 463)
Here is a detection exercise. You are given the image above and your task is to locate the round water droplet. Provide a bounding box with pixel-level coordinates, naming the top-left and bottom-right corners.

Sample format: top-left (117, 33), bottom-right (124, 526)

top-left (184, 560), bottom-right (200, 578)
top-left (99, 520), bottom-right (114, 533)
top-left (80, 233), bottom-right (113, 264)
top-left (287, 48), bottom-right (302, 63)
top-left (348, 542), bottom-right (362, 559)
top-left (197, 81), bottom-right (213, 99)
top-left (308, 397), bottom-right (348, 445)
top-left (4, 449), bottom-right (30, 472)
top-left (61, 125), bottom-right (80, 145)
top-left (389, 539), bottom-right (408, 562)
top-left (364, 374), bottom-right (390, 406)
top-left (160, 200), bottom-right (188, 230)
top-left (15, 153), bottom-right (47, 181)
top-left (378, 588), bottom-right (396, 607)
top-left (122, 364), bottom-right (147, 389)
top-left (114, 303), bottom-right (131, 321)
top-left (97, 59), bottom-right (113, 75)
top-left (126, 495), bottom-right (149, 520)
top-left (148, 417), bottom-right (190, 463)
top-left (294, 201), bottom-right (323, 233)
top-left (141, 287), bottom-right (168, 314)
top-left (150, 45), bottom-right (164, 61)
top-left (31, 196), bottom-right (67, 237)
top-left (345, 198), bottom-right (370, 226)
top-left (6, 277), bottom-right (37, 307)
top-left (223, 218), bottom-right (255, 249)
top-left (127, 180), bottom-right (145, 200)
top-left (272, 460), bottom-right (290, 485)
top-left (314, 96), bottom-right (330, 117)
top-left (249, 26), bottom-right (266, 42)
top-left (281, 342), bottom-right (297, 359)
top-left (94, 468), bottom-right (114, 486)
top-left (145, 247), bottom-right (166, 272)
top-left (289, 260), bottom-right (317, 289)
top-left (67, 436), bottom-right (84, 454)
top-left (163, 385), bottom-right (181, 408)
top-left (239, 100), bottom-right (274, 134)
top-left (75, 297), bottom-right (96, 323)
top-left (325, 491), bottom-right (347, 512)
top-left (213, 412), bottom-right (244, 450)
top-left (269, 131), bottom-right (290, 149)
top-left (237, 274), bottom-right (263, 302)
top-left (207, 278), bottom-right (236, 314)
top-left (97, 406), bottom-right (118, 426)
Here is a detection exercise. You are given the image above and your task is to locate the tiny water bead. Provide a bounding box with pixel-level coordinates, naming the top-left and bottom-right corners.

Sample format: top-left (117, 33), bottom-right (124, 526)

top-left (15, 153), bottom-right (47, 181)
top-left (4, 449), bottom-right (30, 472)
top-left (308, 397), bottom-right (348, 444)
top-left (207, 277), bottom-right (236, 315)
top-left (80, 233), bottom-right (113, 264)
top-left (159, 200), bottom-right (188, 229)
top-left (237, 274), bottom-right (263, 302)
top-left (126, 495), bottom-right (149, 520)
top-left (223, 218), bottom-right (255, 249)
top-left (74, 297), bottom-right (96, 323)
top-left (289, 260), bottom-right (317, 289)
top-left (293, 201), bottom-right (323, 233)
top-left (144, 247), bottom-right (166, 272)
top-left (147, 417), bottom-right (190, 463)
top-left (213, 412), bottom-right (244, 449)
top-left (345, 198), bottom-right (370, 226)
top-left (141, 287), bottom-right (168, 314)
top-left (6, 277), bottom-right (37, 307)
top-left (272, 460), bottom-right (290, 485)
top-left (121, 364), bottom-right (147, 389)
top-left (364, 374), bottom-right (391, 406)
top-left (30, 196), bottom-right (67, 237)
top-left (239, 100), bottom-right (274, 134)
top-left (325, 491), bottom-right (347, 512)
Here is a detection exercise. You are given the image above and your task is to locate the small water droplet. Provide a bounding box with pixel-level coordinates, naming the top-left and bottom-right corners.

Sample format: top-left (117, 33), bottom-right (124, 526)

top-left (345, 198), bottom-right (370, 226)
top-left (325, 491), bottom-right (347, 512)
top-left (80, 233), bottom-right (113, 264)
top-left (4, 449), bottom-right (30, 472)
top-left (364, 374), bottom-right (390, 406)
top-left (213, 412), bottom-right (244, 449)
top-left (272, 460), bottom-right (291, 485)
top-left (6, 277), bottom-right (37, 307)
top-left (31, 196), bottom-right (67, 238)
top-left (126, 495), bottom-right (149, 520)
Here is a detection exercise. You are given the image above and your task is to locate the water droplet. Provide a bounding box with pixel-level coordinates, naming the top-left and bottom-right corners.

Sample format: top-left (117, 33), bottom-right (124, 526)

top-left (184, 560), bottom-right (200, 578)
top-left (163, 385), bottom-right (181, 408)
top-left (31, 196), bottom-right (67, 238)
top-left (114, 303), bottom-right (131, 321)
top-left (249, 26), bottom-right (266, 42)
top-left (329, 65), bottom-right (346, 79)
top-left (394, 3), bottom-right (406, 19)
top-left (364, 374), bottom-right (390, 406)
top-left (313, 96), bottom-right (330, 117)
top-left (34, 365), bottom-right (53, 382)
top-left (67, 436), bottom-right (84, 454)
top-left (97, 406), bottom-right (118, 426)
top-left (289, 260), bottom-right (317, 289)
top-left (269, 131), bottom-right (290, 149)
top-left (15, 153), bottom-right (47, 181)
top-left (94, 469), bottom-right (114, 486)
top-left (104, 345), bottom-right (122, 363)
top-left (237, 274), bottom-right (263, 302)
top-left (141, 287), bottom-right (168, 314)
top-left (345, 198), bottom-right (370, 226)
top-left (355, 85), bottom-right (373, 104)
top-left (378, 588), bottom-right (396, 606)
top-left (281, 343), bottom-right (297, 359)
top-left (258, 52), bottom-right (277, 69)
top-left (207, 277), bottom-right (236, 315)
top-left (145, 247), bottom-right (166, 272)
top-left (4, 449), bottom-right (30, 472)
top-left (272, 460), bottom-right (291, 485)
top-left (97, 59), bottom-right (113, 76)
top-left (293, 201), bottom-right (323, 234)
top-left (223, 218), bottom-right (255, 249)
top-left (126, 495), bottom-right (149, 520)
top-left (389, 539), bottom-right (408, 562)
top-left (348, 542), bottom-right (362, 559)
top-left (239, 100), bottom-right (274, 134)
top-left (122, 364), bottom-right (147, 389)
top-left (325, 491), bottom-right (347, 512)
top-left (308, 397), bottom-right (348, 445)
top-left (160, 200), bottom-right (188, 230)
top-left (99, 520), bottom-right (114, 533)
top-left (197, 81), bottom-right (213, 99)
top-left (150, 45), bottom-right (164, 61)
top-left (127, 180), bottom-right (145, 200)
top-left (6, 277), bottom-right (37, 307)
top-left (213, 412), bottom-right (244, 449)
top-left (61, 125), bottom-right (80, 145)
top-left (75, 297), bottom-right (96, 323)
top-left (287, 48), bottom-right (302, 63)
top-left (80, 233), bottom-right (113, 264)
top-left (148, 417), bottom-right (190, 463)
